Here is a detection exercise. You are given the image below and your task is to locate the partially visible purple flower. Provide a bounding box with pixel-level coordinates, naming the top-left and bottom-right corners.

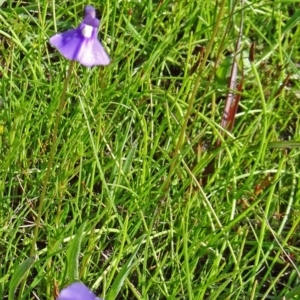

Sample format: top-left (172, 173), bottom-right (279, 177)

top-left (85, 5), bottom-right (96, 18)
top-left (50, 6), bottom-right (110, 67)
top-left (57, 282), bottom-right (102, 300)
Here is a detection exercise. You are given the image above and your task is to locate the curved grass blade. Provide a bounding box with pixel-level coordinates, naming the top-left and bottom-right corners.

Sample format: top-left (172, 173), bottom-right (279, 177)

top-left (8, 256), bottom-right (36, 300)
top-left (282, 10), bottom-right (300, 35)
top-left (247, 141), bottom-right (300, 152)
top-left (66, 221), bottom-right (87, 282)
top-left (284, 285), bottom-right (300, 299)
top-left (106, 242), bottom-right (142, 300)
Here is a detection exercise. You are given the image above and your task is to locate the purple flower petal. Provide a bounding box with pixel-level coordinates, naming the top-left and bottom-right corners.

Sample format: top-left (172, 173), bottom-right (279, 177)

top-left (49, 5), bottom-right (110, 67)
top-left (76, 38), bottom-right (110, 67)
top-left (57, 282), bottom-right (101, 300)
top-left (50, 29), bottom-right (84, 61)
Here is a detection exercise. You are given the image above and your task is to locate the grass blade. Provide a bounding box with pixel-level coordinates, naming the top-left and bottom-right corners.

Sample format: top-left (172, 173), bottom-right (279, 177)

top-left (282, 9), bottom-right (300, 35)
top-left (106, 242), bottom-right (142, 300)
top-left (66, 222), bottom-right (87, 283)
top-left (9, 256), bottom-right (35, 300)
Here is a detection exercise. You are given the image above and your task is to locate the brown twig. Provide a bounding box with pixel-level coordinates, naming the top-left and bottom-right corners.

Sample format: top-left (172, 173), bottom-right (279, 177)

top-left (216, 1), bottom-right (244, 146)
top-left (202, 0), bottom-right (244, 184)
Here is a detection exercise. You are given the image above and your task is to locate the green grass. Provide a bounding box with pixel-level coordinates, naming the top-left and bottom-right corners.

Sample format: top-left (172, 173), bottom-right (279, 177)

top-left (1, 0), bottom-right (300, 299)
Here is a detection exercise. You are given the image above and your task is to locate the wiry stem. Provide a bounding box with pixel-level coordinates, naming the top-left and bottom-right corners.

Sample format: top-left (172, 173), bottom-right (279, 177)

top-left (30, 61), bottom-right (74, 256)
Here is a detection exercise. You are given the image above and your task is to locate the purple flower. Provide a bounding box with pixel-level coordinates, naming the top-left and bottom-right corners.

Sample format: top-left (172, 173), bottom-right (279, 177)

top-left (57, 282), bottom-right (102, 300)
top-left (50, 6), bottom-right (110, 67)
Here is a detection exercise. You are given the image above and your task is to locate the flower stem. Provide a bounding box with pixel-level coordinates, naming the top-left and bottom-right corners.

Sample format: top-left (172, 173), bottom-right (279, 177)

top-left (30, 61), bottom-right (74, 257)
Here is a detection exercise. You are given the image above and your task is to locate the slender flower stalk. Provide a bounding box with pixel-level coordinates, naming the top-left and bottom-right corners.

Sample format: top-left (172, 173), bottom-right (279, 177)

top-left (30, 61), bottom-right (74, 257)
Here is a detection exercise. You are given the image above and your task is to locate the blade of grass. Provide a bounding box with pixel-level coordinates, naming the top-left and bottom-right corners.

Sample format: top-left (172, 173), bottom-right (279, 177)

top-left (106, 239), bottom-right (142, 300)
top-left (9, 256), bottom-right (36, 300)
top-left (66, 221), bottom-right (87, 283)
